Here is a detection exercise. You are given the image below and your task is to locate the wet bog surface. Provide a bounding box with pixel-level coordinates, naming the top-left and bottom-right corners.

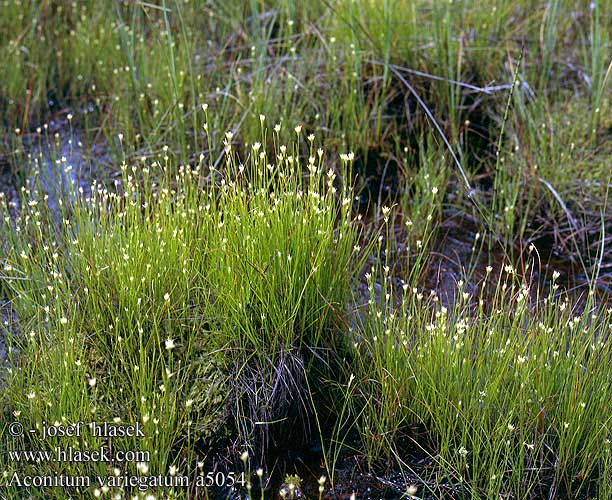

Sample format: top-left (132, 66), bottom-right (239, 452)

top-left (1, 120), bottom-right (610, 500)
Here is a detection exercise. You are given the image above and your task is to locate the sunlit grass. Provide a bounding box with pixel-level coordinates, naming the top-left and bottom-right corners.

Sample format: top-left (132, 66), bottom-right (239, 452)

top-left (352, 257), bottom-right (612, 499)
top-left (1, 0), bottom-right (612, 498)
top-left (0, 128), bottom-right (366, 498)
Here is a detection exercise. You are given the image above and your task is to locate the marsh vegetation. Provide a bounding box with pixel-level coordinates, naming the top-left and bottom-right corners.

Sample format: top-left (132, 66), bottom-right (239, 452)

top-left (1, 1), bottom-right (611, 499)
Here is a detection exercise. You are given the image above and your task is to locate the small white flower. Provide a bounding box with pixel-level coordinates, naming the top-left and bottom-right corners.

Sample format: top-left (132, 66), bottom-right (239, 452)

top-left (164, 293), bottom-right (170, 301)
top-left (165, 338), bottom-right (176, 350)
top-left (88, 378), bottom-right (97, 387)
top-left (60, 317), bottom-right (68, 325)
top-left (294, 124), bottom-right (302, 134)
top-left (458, 446), bottom-right (468, 457)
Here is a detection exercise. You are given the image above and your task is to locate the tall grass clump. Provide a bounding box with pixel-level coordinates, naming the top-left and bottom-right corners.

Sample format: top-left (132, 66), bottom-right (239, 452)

top-left (0, 157), bottom-right (229, 499)
top-left (0, 123), bottom-right (365, 497)
top-left (205, 128), bottom-right (367, 450)
top-left (352, 258), bottom-right (612, 499)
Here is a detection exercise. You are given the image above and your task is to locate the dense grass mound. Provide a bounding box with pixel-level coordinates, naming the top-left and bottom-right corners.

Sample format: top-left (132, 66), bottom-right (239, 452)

top-left (353, 265), bottom-right (612, 498)
top-left (1, 0), bottom-right (612, 499)
top-left (0, 134), bottom-right (365, 498)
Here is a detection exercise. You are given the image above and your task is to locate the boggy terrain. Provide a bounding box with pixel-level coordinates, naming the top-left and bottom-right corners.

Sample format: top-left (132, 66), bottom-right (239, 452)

top-left (1, 1), bottom-right (611, 499)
